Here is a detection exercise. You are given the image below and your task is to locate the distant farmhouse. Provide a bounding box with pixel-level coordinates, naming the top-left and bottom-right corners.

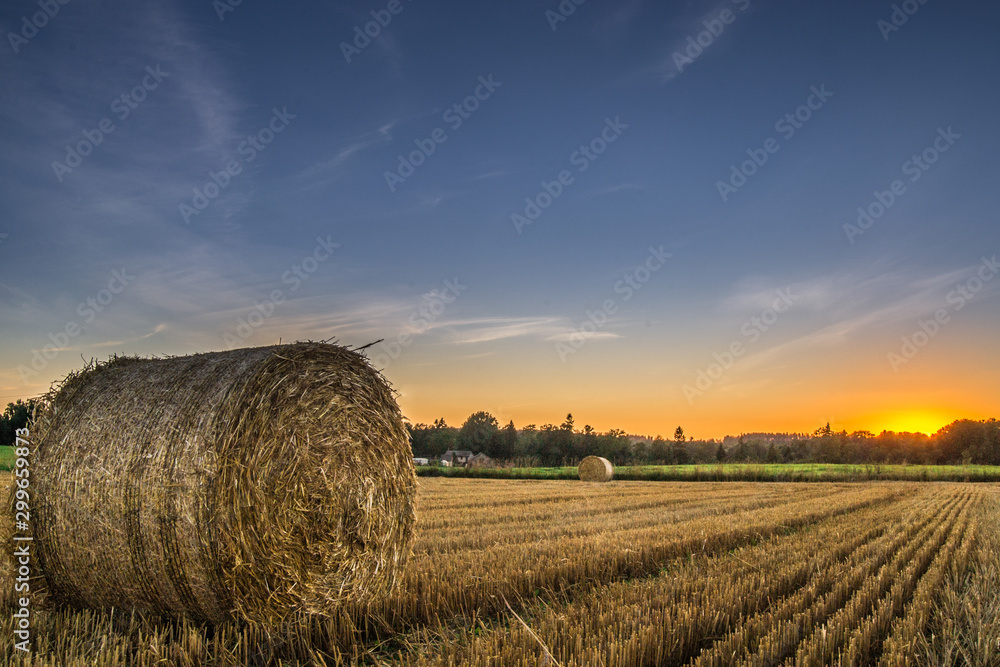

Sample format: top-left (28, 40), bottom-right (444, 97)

top-left (440, 450), bottom-right (474, 467)
top-left (469, 452), bottom-right (492, 467)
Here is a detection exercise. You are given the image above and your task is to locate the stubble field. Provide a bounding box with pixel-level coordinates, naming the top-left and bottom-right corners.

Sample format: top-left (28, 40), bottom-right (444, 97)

top-left (2, 472), bottom-right (998, 666)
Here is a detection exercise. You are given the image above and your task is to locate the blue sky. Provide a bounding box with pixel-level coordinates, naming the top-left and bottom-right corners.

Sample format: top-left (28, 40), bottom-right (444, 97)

top-left (1, 0), bottom-right (998, 437)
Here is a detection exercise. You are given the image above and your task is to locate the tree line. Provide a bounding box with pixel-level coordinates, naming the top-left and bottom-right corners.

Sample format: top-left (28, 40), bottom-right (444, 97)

top-left (408, 412), bottom-right (1000, 467)
top-left (3, 398), bottom-right (996, 467)
top-left (0, 400), bottom-right (36, 448)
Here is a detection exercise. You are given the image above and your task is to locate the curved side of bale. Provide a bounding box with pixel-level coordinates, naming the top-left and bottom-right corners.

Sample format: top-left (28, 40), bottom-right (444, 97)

top-left (578, 455), bottom-right (614, 482)
top-left (25, 342), bottom-right (415, 625)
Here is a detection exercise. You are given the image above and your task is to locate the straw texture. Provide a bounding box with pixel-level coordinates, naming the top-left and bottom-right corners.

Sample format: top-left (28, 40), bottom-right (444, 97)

top-left (24, 342), bottom-right (415, 625)
top-left (578, 456), bottom-right (614, 482)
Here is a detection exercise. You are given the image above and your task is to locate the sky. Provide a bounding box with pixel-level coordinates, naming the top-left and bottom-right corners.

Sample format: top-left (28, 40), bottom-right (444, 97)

top-left (0, 0), bottom-right (997, 439)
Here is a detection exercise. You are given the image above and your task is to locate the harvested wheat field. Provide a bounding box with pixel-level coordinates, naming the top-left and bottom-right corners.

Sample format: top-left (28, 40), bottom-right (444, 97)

top-left (4, 475), bottom-right (999, 666)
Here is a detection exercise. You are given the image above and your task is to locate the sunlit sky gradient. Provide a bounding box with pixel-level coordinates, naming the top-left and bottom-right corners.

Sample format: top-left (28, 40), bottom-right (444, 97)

top-left (1, 1), bottom-right (997, 439)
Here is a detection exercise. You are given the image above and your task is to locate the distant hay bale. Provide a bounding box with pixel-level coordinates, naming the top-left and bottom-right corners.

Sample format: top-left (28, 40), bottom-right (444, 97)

top-left (578, 456), bottom-right (614, 482)
top-left (21, 342), bottom-right (415, 625)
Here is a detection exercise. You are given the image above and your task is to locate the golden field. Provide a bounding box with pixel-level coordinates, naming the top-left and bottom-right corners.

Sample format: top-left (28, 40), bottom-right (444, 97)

top-left (2, 472), bottom-right (999, 666)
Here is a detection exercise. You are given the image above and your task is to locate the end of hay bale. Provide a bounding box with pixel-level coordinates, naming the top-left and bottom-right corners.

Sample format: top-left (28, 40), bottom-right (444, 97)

top-left (578, 456), bottom-right (614, 482)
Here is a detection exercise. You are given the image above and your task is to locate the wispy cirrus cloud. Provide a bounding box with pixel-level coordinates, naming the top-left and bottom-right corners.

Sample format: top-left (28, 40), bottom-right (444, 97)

top-left (547, 330), bottom-right (623, 343)
top-left (721, 258), bottom-right (1000, 373)
top-left (442, 317), bottom-right (565, 344)
top-left (295, 121), bottom-right (398, 181)
top-left (634, 0), bottom-right (752, 86)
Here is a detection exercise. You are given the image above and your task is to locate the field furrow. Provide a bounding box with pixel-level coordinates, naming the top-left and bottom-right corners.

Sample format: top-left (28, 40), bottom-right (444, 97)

top-left (689, 489), bottom-right (958, 666)
top-left (914, 487), bottom-right (1000, 666)
top-left (414, 481), bottom-right (824, 533)
top-left (877, 504), bottom-right (978, 666)
top-left (838, 498), bottom-right (974, 665)
top-left (788, 490), bottom-right (973, 666)
top-left (415, 484), bottom-right (845, 554)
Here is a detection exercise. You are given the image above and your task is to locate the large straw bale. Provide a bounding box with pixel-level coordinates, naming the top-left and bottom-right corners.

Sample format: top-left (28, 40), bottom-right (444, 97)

top-left (578, 455), bottom-right (614, 482)
top-left (22, 342), bottom-right (415, 624)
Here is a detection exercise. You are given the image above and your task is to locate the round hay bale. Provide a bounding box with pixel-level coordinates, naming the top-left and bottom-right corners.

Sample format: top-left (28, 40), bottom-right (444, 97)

top-left (578, 455), bottom-right (614, 482)
top-left (23, 342), bottom-right (415, 624)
